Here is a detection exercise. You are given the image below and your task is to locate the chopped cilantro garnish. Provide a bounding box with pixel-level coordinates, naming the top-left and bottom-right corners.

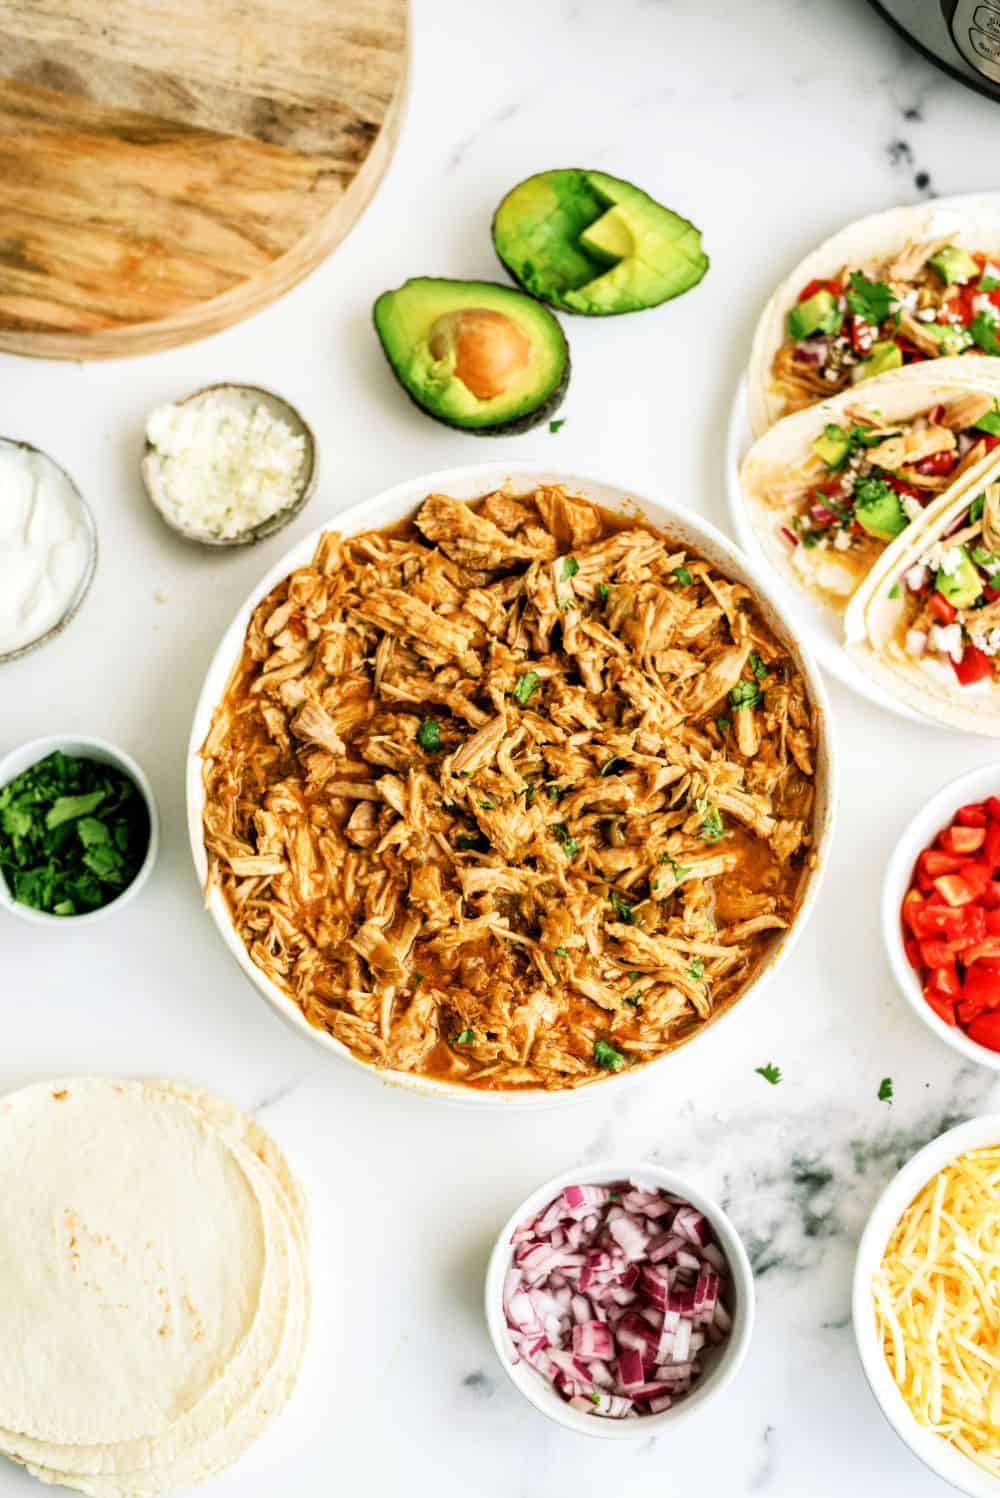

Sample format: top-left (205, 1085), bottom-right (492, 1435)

top-left (755, 1062), bottom-right (781, 1085)
top-left (478, 799), bottom-right (495, 810)
top-left (971, 310), bottom-right (1000, 355)
top-left (513, 671), bottom-right (540, 706)
top-left (589, 1390), bottom-right (601, 1405)
top-left (522, 783), bottom-right (536, 805)
top-left (608, 889), bottom-right (635, 924)
top-left (661, 854), bottom-right (690, 880)
top-left (671, 565), bottom-right (693, 585)
top-left (546, 784), bottom-right (564, 801)
top-left (455, 832), bottom-right (486, 851)
top-left (561, 556), bottom-right (579, 581)
top-left (845, 270), bottom-right (894, 326)
top-left (694, 798), bottom-right (724, 844)
top-left (970, 494), bottom-right (986, 524)
top-left (878, 1076), bottom-right (893, 1103)
top-left (598, 583), bottom-right (610, 604)
top-left (715, 715), bottom-right (731, 734)
top-left (687, 959), bottom-right (705, 981)
top-left (416, 717), bottom-right (441, 752)
top-left (454, 1029), bottom-right (475, 1045)
top-left (975, 402), bottom-right (1000, 436)
top-left (730, 679), bottom-right (763, 711)
top-left (888, 584), bottom-right (901, 600)
top-left (552, 822), bottom-right (579, 858)
top-left (0, 751), bottom-right (149, 916)
top-left (749, 652), bottom-right (768, 680)
top-left (627, 970), bottom-right (640, 981)
top-left (554, 945), bottom-right (569, 958)
top-left (600, 756), bottom-right (623, 776)
top-left (625, 991), bottom-right (641, 1007)
top-left (413, 972), bottom-right (425, 984)
top-left (593, 1039), bottom-right (625, 1072)
top-left (549, 418), bottom-right (566, 434)
top-left (981, 265), bottom-right (1000, 292)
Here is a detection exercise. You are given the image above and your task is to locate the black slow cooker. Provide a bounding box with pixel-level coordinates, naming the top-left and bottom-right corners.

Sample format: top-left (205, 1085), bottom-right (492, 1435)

top-left (872, 0), bottom-right (1000, 97)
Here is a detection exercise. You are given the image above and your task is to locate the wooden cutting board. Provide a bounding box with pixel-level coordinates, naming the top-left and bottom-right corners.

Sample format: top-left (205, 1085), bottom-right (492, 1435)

top-left (0, 0), bottom-right (407, 358)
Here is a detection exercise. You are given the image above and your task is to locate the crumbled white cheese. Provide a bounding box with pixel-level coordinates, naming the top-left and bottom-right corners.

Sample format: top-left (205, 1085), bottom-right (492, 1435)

top-left (929, 622), bottom-right (964, 662)
top-left (917, 307), bottom-right (938, 323)
top-left (146, 397), bottom-right (307, 541)
top-left (901, 289), bottom-right (918, 310)
top-left (972, 294), bottom-right (999, 321)
top-left (833, 529), bottom-right (852, 551)
top-left (921, 543), bottom-right (964, 576)
top-left (901, 496), bottom-right (923, 522)
top-left (971, 625), bottom-right (1000, 657)
top-left (985, 262), bottom-right (1000, 284)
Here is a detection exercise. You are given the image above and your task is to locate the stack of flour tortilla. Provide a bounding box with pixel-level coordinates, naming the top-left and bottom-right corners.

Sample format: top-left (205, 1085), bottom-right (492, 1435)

top-left (0, 1079), bottom-right (309, 1495)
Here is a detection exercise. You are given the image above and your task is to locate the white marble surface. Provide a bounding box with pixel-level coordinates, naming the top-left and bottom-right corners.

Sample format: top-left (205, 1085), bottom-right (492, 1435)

top-left (5, 1), bottom-right (1000, 1493)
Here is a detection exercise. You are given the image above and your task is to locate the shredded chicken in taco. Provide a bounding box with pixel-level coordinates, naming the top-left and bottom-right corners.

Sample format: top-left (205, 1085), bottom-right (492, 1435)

top-left (201, 488), bottom-right (819, 1091)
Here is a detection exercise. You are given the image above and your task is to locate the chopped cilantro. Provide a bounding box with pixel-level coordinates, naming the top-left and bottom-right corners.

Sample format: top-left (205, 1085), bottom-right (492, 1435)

top-left (661, 854), bottom-right (689, 880)
top-left (454, 1029), bottom-right (475, 1045)
top-left (687, 959), bottom-right (705, 981)
top-left (749, 652), bottom-right (768, 680)
top-left (878, 1076), bottom-right (893, 1103)
top-left (715, 715), bottom-right (731, 734)
top-left (413, 972), bottom-right (425, 984)
top-left (455, 832), bottom-right (486, 851)
top-left (730, 679), bottom-right (763, 711)
top-left (975, 402), bottom-right (1000, 436)
top-left (888, 584), bottom-right (901, 600)
top-left (522, 783), bottom-right (536, 805)
top-left (981, 265), bottom-right (1000, 292)
top-left (478, 799), bottom-right (495, 810)
top-left (552, 822), bottom-right (579, 858)
top-left (971, 310), bottom-right (1000, 355)
top-left (671, 565), bottom-right (693, 585)
top-left (608, 889), bottom-right (635, 924)
top-left (513, 671), bottom-right (540, 706)
top-left (0, 751), bottom-right (149, 916)
top-left (600, 756), bottom-right (623, 777)
top-left (593, 1039), bottom-right (625, 1072)
top-left (694, 798), bottom-right (724, 843)
top-left (561, 556), bottom-right (580, 581)
top-left (589, 1390), bottom-right (601, 1405)
top-left (755, 1062), bottom-right (781, 1085)
top-left (598, 583), bottom-right (610, 604)
top-left (549, 418), bottom-right (566, 434)
top-left (624, 991), bottom-right (641, 1007)
top-left (554, 945), bottom-right (569, 958)
top-left (970, 494), bottom-right (986, 524)
top-left (546, 784), bottom-right (564, 801)
top-left (845, 270), bottom-right (894, 326)
top-left (627, 970), bottom-right (640, 981)
top-left (416, 717), bottom-right (441, 752)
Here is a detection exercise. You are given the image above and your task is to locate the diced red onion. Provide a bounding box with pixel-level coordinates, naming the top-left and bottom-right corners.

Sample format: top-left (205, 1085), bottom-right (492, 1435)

top-left (779, 525), bottom-right (799, 549)
top-left (504, 1179), bottom-right (733, 1419)
top-left (904, 562), bottom-right (928, 592)
top-left (905, 628), bottom-right (928, 658)
top-left (795, 337), bottom-right (829, 366)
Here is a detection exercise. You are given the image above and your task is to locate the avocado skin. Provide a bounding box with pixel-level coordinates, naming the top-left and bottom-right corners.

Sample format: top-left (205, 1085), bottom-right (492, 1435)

top-left (372, 277), bottom-right (570, 436)
top-left (376, 314), bottom-right (571, 436)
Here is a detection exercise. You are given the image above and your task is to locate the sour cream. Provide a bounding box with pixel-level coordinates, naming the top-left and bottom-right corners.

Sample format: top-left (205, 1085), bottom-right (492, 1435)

top-left (0, 442), bottom-right (91, 656)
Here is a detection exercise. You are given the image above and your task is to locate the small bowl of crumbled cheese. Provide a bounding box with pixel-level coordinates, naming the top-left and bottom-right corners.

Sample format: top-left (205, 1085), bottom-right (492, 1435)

top-left (142, 384), bottom-right (317, 548)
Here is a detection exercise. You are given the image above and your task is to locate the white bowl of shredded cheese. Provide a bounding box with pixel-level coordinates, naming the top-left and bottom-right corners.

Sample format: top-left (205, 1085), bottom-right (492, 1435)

top-left (853, 1115), bottom-right (1000, 1497)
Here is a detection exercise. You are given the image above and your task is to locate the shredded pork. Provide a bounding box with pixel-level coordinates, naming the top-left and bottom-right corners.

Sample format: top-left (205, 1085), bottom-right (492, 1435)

top-left (201, 488), bottom-right (818, 1091)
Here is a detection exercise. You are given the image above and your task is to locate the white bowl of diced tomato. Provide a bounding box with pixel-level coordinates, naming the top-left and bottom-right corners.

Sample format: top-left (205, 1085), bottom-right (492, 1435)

top-left (885, 766), bottom-right (1000, 1067)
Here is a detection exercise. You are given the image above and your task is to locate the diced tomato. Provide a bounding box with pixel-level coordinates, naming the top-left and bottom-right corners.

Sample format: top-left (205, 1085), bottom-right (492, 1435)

top-left (968, 1011), bottom-right (1000, 1051)
top-left (924, 989), bottom-right (958, 1026)
top-left (958, 997), bottom-right (989, 1024)
top-left (902, 888), bottom-right (925, 934)
top-left (962, 965), bottom-right (1000, 1009)
top-left (960, 936), bottom-right (1000, 962)
top-left (916, 449), bottom-right (959, 477)
top-left (952, 644), bottom-right (994, 686)
top-left (987, 797), bottom-right (1000, 821)
top-left (984, 822), bottom-right (1000, 871)
top-left (847, 315), bottom-right (876, 355)
top-left (797, 277), bottom-right (841, 303)
top-left (956, 802), bottom-right (988, 828)
top-left (894, 337), bottom-right (928, 364)
top-left (930, 963), bottom-right (962, 997)
top-left (981, 434), bottom-right (1000, 454)
top-left (984, 907), bottom-right (1000, 935)
top-left (904, 937), bottom-right (924, 969)
top-left (911, 901), bottom-right (972, 939)
top-left (959, 861), bottom-right (994, 897)
top-left (920, 848), bottom-right (966, 878)
top-left (919, 938), bottom-right (954, 968)
top-left (928, 591), bottom-right (958, 625)
top-left (885, 474), bottom-right (924, 501)
top-left (960, 904), bottom-right (987, 944)
top-left (985, 585), bottom-right (1000, 603)
top-left (934, 873), bottom-right (976, 907)
top-left (941, 824), bottom-right (986, 854)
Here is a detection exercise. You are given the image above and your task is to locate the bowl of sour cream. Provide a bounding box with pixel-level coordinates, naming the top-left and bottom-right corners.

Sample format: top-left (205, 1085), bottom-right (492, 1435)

top-left (0, 438), bottom-right (97, 665)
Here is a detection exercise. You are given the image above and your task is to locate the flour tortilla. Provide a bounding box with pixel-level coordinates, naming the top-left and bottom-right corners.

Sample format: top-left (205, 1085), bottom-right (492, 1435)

top-left (845, 463), bottom-right (1000, 735)
top-left (747, 193), bottom-right (1000, 438)
top-left (0, 1080), bottom-right (309, 1495)
top-left (739, 358), bottom-right (1000, 620)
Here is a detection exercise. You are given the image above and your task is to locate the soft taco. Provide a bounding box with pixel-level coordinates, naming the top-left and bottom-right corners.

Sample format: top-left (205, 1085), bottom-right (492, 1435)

top-left (845, 472), bottom-right (1000, 734)
top-left (748, 195), bottom-right (1000, 438)
top-left (739, 359), bottom-right (1000, 617)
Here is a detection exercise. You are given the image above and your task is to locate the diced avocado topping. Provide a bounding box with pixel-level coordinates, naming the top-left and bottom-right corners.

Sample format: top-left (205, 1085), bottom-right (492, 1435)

top-left (813, 423), bottom-right (852, 469)
top-left (788, 289), bottom-right (842, 340)
top-left (936, 547), bottom-right (984, 609)
top-left (928, 244), bottom-right (980, 285)
top-left (975, 404), bottom-right (1000, 436)
top-left (854, 477), bottom-right (909, 542)
top-left (851, 340), bottom-right (903, 383)
top-left (929, 322), bottom-right (974, 354)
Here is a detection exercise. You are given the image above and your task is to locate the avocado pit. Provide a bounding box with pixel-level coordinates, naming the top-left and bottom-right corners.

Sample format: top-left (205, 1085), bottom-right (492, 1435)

top-left (429, 308), bottom-right (532, 400)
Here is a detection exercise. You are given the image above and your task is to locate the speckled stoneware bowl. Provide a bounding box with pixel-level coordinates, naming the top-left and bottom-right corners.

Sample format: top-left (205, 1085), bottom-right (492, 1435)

top-left (186, 462), bottom-right (838, 1106)
top-left (141, 383), bottom-right (317, 548)
top-left (0, 438), bottom-right (97, 667)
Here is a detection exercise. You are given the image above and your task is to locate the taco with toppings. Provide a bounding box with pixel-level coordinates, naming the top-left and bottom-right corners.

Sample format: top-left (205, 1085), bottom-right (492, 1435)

top-left (845, 474), bottom-right (1000, 734)
top-left (739, 360), bottom-right (1000, 617)
top-left (748, 196), bottom-right (1000, 438)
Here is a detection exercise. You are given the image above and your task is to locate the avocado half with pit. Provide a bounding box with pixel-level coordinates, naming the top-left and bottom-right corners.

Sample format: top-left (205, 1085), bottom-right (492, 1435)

top-left (373, 277), bottom-right (569, 434)
top-left (493, 168), bottom-right (708, 316)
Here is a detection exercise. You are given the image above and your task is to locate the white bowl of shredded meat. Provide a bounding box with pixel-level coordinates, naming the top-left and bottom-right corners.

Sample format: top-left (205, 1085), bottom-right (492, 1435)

top-left (854, 1116), bottom-right (1000, 1496)
top-left (187, 463), bottom-right (836, 1104)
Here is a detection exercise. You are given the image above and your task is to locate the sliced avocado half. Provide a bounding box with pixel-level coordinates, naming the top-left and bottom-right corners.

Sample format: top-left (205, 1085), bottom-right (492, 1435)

top-left (373, 277), bottom-right (569, 434)
top-left (492, 169), bottom-right (708, 316)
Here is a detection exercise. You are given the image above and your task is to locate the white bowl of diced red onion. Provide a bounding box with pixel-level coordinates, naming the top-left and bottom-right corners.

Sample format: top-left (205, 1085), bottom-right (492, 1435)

top-left (484, 1162), bottom-right (755, 1437)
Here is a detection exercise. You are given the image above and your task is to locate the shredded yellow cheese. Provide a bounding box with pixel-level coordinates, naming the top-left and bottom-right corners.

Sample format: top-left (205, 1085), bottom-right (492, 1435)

top-left (873, 1146), bottom-right (1000, 1478)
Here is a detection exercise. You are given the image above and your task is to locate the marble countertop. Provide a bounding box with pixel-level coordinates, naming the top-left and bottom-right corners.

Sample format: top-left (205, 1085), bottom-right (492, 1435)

top-left (5, 0), bottom-right (1000, 1493)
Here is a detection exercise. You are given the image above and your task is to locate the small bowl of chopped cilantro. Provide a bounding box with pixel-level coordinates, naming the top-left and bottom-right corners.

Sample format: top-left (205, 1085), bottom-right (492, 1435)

top-left (0, 736), bottom-right (159, 923)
